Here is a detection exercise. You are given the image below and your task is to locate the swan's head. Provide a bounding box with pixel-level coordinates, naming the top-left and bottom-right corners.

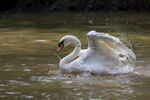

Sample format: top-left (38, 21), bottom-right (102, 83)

top-left (57, 35), bottom-right (80, 52)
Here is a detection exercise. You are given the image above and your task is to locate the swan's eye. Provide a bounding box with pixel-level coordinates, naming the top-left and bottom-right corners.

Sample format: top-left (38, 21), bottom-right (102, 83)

top-left (58, 40), bottom-right (64, 47)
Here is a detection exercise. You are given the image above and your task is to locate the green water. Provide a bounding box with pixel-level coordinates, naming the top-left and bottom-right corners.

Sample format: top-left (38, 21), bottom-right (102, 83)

top-left (0, 13), bottom-right (150, 100)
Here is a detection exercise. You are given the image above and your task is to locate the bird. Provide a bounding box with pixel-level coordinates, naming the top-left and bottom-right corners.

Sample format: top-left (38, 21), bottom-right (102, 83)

top-left (57, 31), bottom-right (136, 74)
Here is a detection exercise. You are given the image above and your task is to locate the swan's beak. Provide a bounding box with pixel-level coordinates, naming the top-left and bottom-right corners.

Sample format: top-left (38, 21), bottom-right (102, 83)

top-left (57, 40), bottom-right (64, 52)
top-left (57, 44), bottom-right (64, 52)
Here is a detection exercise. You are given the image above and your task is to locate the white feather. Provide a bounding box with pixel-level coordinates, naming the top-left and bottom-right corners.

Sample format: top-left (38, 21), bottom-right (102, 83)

top-left (58, 31), bottom-right (136, 74)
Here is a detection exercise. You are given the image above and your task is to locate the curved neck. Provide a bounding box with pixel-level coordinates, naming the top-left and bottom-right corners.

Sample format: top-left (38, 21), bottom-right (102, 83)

top-left (60, 38), bottom-right (81, 67)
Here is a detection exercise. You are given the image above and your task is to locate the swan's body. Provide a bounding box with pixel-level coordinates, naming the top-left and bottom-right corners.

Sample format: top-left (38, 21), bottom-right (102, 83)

top-left (58, 31), bottom-right (136, 74)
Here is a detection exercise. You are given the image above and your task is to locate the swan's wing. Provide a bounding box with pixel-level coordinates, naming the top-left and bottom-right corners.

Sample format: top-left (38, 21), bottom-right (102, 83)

top-left (86, 31), bottom-right (136, 65)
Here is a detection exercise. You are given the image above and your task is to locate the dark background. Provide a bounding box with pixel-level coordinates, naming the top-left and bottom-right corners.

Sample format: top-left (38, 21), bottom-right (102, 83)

top-left (0, 0), bottom-right (150, 12)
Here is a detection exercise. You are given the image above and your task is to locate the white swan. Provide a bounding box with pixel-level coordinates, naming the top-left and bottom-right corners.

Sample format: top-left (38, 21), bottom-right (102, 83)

top-left (57, 31), bottom-right (136, 74)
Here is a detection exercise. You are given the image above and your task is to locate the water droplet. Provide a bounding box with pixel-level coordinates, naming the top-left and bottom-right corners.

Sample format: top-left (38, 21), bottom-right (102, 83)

top-left (88, 20), bottom-right (93, 24)
top-left (22, 64), bottom-right (26, 66)
top-left (23, 95), bottom-right (34, 98)
top-left (5, 92), bottom-right (21, 94)
top-left (36, 40), bottom-right (46, 42)
top-left (23, 69), bottom-right (31, 71)
top-left (64, 81), bottom-right (73, 84)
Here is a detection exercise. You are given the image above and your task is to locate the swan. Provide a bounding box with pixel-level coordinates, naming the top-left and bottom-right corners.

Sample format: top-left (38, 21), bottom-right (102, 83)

top-left (57, 31), bottom-right (136, 74)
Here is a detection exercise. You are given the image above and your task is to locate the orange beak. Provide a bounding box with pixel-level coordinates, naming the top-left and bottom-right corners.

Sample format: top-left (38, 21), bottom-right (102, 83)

top-left (57, 44), bottom-right (63, 52)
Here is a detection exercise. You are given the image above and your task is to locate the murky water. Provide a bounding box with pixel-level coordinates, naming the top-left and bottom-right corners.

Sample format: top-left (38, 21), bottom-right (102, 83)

top-left (0, 13), bottom-right (149, 100)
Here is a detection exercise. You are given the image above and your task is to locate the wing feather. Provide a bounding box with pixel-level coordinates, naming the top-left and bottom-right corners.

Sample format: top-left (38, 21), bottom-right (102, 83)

top-left (87, 31), bottom-right (136, 63)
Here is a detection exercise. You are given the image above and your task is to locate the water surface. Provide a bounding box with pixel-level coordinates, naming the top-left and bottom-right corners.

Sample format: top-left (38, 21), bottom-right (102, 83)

top-left (0, 13), bottom-right (150, 100)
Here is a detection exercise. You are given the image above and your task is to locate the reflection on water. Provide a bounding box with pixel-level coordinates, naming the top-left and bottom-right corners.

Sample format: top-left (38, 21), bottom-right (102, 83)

top-left (0, 13), bottom-right (150, 100)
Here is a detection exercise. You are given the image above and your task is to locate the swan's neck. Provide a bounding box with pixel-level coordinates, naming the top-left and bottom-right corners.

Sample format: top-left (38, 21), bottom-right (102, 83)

top-left (60, 39), bottom-right (81, 67)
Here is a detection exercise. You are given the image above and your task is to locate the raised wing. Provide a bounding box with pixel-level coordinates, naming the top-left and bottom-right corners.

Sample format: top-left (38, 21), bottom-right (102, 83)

top-left (87, 31), bottom-right (136, 65)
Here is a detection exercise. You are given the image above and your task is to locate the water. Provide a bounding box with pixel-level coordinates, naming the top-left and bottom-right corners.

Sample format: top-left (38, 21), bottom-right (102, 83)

top-left (0, 12), bottom-right (149, 100)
